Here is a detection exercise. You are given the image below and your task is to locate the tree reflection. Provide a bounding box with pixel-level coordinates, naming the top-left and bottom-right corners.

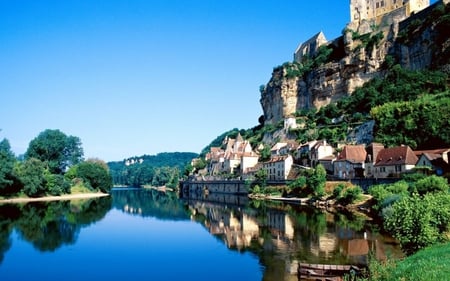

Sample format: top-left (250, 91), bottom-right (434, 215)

top-left (0, 196), bottom-right (112, 260)
top-left (111, 188), bottom-right (190, 221)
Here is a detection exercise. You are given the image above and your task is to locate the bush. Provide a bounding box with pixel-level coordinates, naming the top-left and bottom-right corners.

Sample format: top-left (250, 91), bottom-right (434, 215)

top-left (414, 175), bottom-right (449, 195)
top-left (336, 186), bottom-right (363, 205)
top-left (384, 193), bottom-right (450, 255)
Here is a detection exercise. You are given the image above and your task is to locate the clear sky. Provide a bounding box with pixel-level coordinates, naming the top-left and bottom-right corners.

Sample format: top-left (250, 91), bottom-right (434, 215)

top-left (0, 0), bottom-right (374, 161)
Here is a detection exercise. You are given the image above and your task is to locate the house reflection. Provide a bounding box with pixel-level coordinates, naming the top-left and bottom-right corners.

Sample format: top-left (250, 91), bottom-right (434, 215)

top-left (185, 194), bottom-right (403, 280)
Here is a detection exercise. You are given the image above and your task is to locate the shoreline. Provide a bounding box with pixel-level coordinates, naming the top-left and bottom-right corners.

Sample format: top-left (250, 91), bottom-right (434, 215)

top-left (0, 192), bottom-right (110, 204)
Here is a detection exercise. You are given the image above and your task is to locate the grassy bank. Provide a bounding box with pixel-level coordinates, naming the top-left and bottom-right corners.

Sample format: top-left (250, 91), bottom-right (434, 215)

top-left (362, 242), bottom-right (450, 280)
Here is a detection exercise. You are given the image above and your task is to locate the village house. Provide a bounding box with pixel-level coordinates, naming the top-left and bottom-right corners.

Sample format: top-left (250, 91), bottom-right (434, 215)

top-left (334, 145), bottom-right (367, 179)
top-left (206, 147), bottom-right (225, 175)
top-left (270, 141), bottom-right (298, 157)
top-left (373, 145), bottom-right (418, 178)
top-left (414, 148), bottom-right (450, 176)
top-left (296, 140), bottom-right (318, 166)
top-left (310, 140), bottom-right (334, 168)
top-left (365, 143), bottom-right (385, 178)
top-left (261, 155), bottom-right (294, 181)
top-left (206, 133), bottom-right (259, 176)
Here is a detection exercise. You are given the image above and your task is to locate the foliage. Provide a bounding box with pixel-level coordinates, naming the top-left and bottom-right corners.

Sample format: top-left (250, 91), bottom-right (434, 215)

top-left (44, 171), bottom-right (70, 196)
top-left (254, 169), bottom-right (268, 188)
top-left (384, 193), bottom-right (450, 255)
top-left (108, 152), bottom-right (196, 187)
top-left (25, 129), bottom-right (84, 174)
top-left (74, 159), bottom-right (112, 193)
top-left (414, 175), bottom-right (449, 195)
top-left (0, 139), bottom-right (16, 192)
top-left (369, 180), bottom-right (410, 212)
top-left (258, 144), bottom-right (271, 162)
top-left (307, 164), bottom-right (327, 197)
top-left (371, 92), bottom-right (450, 149)
top-left (14, 158), bottom-right (47, 197)
top-left (335, 186), bottom-right (363, 206)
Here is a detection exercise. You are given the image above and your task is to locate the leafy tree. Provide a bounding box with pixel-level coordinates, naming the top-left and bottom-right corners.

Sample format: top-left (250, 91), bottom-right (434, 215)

top-left (44, 171), bottom-right (70, 196)
top-left (0, 139), bottom-right (16, 193)
top-left (15, 158), bottom-right (47, 197)
top-left (259, 145), bottom-right (271, 162)
top-left (255, 169), bottom-right (268, 188)
top-left (75, 159), bottom-right (112, 193)
top-left (25, 129), bottom-right (84, 174)
top-left (307, 164), bottom-right (327, 197)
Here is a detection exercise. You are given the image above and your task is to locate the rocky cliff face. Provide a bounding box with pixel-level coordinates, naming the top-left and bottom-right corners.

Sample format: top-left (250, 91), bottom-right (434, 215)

top-left (260, 1), bottom-right (450, 125)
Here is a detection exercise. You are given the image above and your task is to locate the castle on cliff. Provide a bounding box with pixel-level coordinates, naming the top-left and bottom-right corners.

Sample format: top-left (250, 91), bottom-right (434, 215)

top-left (295, 0), bottom-right (431, 63)
top-left (350, 0), bottom-right (430, 23)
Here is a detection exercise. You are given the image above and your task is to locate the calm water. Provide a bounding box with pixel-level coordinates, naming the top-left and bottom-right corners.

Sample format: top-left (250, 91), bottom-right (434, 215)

top-left (0, 188), bottom-right (402, 281)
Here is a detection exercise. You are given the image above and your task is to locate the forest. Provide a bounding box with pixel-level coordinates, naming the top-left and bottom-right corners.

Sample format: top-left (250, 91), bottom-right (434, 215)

top-left (108, 152), bottom-right (198, 188)
top-left (0, 129), bottom-right (112, 198)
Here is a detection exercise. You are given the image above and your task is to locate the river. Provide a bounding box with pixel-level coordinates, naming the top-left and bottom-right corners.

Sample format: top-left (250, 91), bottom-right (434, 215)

top-left (0, 188), bottom-right (402, 281)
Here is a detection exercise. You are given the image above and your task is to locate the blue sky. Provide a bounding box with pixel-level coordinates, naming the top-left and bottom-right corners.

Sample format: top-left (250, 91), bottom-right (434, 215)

top-left (1, 1), bottom-right (369, 161)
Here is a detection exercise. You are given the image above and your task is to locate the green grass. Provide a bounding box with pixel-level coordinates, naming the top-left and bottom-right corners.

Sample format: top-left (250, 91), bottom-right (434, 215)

top-left (389, 243), bottom-right (450, 280)
top-left (361, 242), bottom-right (450, 280)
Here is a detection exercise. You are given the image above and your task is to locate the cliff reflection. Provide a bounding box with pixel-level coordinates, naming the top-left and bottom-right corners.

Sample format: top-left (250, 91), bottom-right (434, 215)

top-left (0, 196), bottom-right (112, 260)
top-left (184, 193), bottom-right (403, 280)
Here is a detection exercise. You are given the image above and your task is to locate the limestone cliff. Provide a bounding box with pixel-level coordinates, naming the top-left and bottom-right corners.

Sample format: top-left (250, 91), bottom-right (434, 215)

top-left (260, 1), bottom-right (450, 125)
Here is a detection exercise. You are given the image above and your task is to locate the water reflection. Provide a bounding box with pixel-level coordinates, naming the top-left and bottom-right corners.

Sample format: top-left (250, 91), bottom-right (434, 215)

top-left (0, 189), bottom-right (402, 281)
top-left (112, 188), bottom-right (190, 220)
top-left (183, 193), bottom-right (403, 280)
top-left (0, 196), bottom-right (111, 262)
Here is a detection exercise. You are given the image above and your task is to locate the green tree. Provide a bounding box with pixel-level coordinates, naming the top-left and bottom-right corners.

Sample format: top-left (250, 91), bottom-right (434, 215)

top-left (15, 158), bottom-right (47, 197)
top-left (255, 169), bottom-right (268, 188)
top-left (0, 139), bottom-right (16, 193)
top-left (25, 129), bottom-right (84, 174)
top-left (307, 164), bottom-right (327, 197)
top-left (44, 170), bottom-right (70, 196)
top-left (75, 159), bottom-right (112, 193)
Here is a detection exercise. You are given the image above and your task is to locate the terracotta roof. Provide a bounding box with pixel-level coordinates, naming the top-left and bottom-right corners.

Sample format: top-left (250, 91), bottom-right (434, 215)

top-left (337, 145), bottom-right (367, 162)
top-left (414, 148), bottom-right (450, 156)
top-left (375, 146), bottom-right (418, 166)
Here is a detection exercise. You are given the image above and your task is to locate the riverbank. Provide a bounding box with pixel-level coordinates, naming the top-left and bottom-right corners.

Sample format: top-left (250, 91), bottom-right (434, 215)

top-left (0, 192), bottom-right (109, 204)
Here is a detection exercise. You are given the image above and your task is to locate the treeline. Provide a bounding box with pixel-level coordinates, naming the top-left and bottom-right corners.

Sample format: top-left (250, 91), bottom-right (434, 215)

top-left (0, 129), bottom-right (112, 198)
top-left (108, 152), bottom-right (198, 188)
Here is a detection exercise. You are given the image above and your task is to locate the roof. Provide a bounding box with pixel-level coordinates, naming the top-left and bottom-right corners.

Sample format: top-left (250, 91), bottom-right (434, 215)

top-left (270, 142), bottom-right (287, 152)
top-left (337, 145), bottom-right (367, 162)
top-left (414, 148), bottom-right (450, 156)
top-left (263, 155), bottom-right (292, 164)
top-left (375, 146), bottom-right (418, 166)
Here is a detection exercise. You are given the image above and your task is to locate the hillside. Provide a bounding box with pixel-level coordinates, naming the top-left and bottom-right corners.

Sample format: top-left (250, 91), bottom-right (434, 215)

top-left (108, 152), bottom-right (198, 187)
top-left (206, 1), bottom-right (450, 151)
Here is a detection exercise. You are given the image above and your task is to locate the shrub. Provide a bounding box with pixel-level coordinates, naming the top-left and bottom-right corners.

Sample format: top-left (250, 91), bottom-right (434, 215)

top-left (384, 193), bottom-right (450, 255)
top-left (337, 186), bottom-right (363, 205)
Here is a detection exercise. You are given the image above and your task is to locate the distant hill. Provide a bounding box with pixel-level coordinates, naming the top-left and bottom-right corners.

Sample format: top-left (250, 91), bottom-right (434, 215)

top-left (108, 152), bottom-right (198, 187)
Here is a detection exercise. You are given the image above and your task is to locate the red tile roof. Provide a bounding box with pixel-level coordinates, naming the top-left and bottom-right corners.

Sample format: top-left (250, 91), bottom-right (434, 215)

top-left (375, 146), bottom-right (418, 166)
top-left (337, 145), bottom-right (367, 162)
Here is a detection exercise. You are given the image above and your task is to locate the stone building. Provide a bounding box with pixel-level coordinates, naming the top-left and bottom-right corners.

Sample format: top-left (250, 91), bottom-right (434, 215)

top-left (350, 0), bottom-right (430, 23)
top-left (294, 31), bottom-right (328, 63)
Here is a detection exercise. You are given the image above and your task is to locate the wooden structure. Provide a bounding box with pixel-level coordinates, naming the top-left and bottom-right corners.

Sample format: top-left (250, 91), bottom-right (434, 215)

top-left (298, 263), bottom-right (361, 280)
